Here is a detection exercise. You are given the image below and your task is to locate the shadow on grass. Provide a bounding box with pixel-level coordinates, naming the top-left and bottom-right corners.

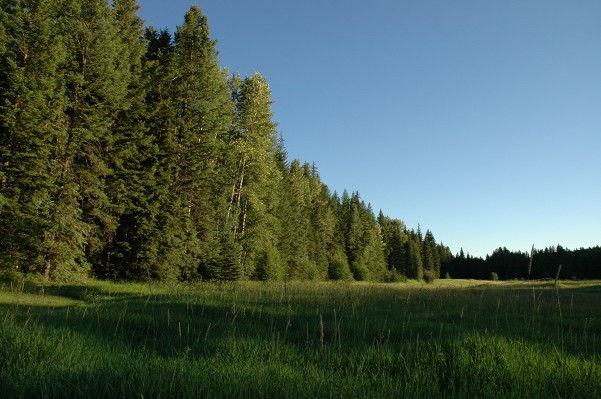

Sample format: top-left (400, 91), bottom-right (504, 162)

top-left (2, 281), bottom-right (600, 399)
top-left (1, 281), bottom-right (599, 360)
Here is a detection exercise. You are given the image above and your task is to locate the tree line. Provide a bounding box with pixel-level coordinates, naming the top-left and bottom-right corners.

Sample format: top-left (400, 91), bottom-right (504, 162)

top-left (0, 1), bottom-right (452, 282)
top-left (444, 246), bottom-right (601, 280)
top-left (3, 2), bottom-right (597, 283)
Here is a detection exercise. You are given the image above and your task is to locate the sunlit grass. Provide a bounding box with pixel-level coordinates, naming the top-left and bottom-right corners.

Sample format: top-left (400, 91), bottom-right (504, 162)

top-left (1, 279), bottom-right (599, 398)
top-left (0, 291), bottom-right (80, 307)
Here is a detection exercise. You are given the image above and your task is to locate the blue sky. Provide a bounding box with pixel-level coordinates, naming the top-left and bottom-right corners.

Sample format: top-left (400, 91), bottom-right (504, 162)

top-left (137, 0), bottom-right (601, 258)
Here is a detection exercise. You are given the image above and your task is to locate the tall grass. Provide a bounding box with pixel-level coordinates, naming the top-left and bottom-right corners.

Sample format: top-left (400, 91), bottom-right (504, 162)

top-left (0, 279), bottom-right (599, 398)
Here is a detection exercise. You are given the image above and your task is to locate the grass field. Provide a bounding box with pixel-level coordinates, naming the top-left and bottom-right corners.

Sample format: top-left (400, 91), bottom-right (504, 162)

top-left (0, 278), bottom-right (599, 398)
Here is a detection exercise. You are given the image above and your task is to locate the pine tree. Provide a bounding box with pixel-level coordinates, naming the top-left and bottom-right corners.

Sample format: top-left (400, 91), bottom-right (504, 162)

top-left (49, 0), bottom-right (136, 279)
top-left (228, 72), bottom-right (281, 279)
top-left (0, 2), bottom-right (457, 284)
top-left (378, 214), bottom-right (408, 276)
top-left (138, 27), bottom-right (186, 281)
top-left (341, 193), bottom-right (387, 281)
top-left (406, 232), bottom-right (424, 280)
top-left (0, 0), bottom-right (69, 275)
top-left (437, 243), bottom-right (453, 278)
top-left (388, 220), bottom-right (407, 275)
top-left (346, 199), bottom-right (368, 279)
top-left (322, 196), bottom-right (348, 280)
top-left (358, 226), bottom-right (388, 281)
top-left (0, 0), bottom-right (135, 279)
top-left (100, 0), bottom-right (153, 280)
top-left (277, 160), bottom-right (315, 279)
top-left (422, 230), bottom-right (441, 278)
top-left (172, 5), bottom-right (234, 279)
top-left (135, 6), bottom-right (234, 281)
top-left (305, 164), bottom-right (334, 280)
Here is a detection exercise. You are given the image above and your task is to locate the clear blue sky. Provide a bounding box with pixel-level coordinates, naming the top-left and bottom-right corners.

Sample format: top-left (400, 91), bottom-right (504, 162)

top-left (137, 0), bottom-right (601, 258)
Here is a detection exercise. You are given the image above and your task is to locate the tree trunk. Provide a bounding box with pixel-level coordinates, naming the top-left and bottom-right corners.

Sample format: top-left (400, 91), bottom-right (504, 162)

top-left (43, 262), bottom-right (51, 281)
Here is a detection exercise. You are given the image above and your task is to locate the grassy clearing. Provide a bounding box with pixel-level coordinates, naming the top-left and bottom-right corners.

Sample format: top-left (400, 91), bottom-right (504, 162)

top-left (0, 290), bottom-right (80, 307)
top-left (0, 279), bottom-right (599, 398)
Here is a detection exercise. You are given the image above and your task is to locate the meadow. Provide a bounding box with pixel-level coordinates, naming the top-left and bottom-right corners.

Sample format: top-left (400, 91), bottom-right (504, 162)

top-left (0, 278), bottom-right (599, 398)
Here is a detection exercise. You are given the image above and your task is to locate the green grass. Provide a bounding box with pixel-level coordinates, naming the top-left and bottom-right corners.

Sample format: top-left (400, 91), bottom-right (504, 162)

top-left (0, 279), bottom-right (599, 398)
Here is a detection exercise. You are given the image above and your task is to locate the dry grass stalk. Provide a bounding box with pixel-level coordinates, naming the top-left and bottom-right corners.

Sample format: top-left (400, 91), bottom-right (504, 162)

top-left (319, 314), bottom-right (324, 347)
top-left (554, 264), bottom-right (562, 288)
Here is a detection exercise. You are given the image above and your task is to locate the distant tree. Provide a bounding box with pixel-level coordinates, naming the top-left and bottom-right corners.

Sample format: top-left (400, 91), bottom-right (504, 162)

top-left (423, 269), bottom-right (437, 284)
top-left (277, 160), bottom-right (315, 279)
top-left (406, 234), bottom-right (424, 280)
top-left (340, 193), bottom-right (387, 281)
top-left (328, 247), bottom-right (353, 281)
top-left (356, 226), bottom-right (388, 281)
top-left (378, 214), bottom-right (407, 277)
top-left (254, 241), bottom-right (284, 281)
top-left (487, 247), bottom-right (528, 280)
top-left (422, 230), bottom-right (441, 278)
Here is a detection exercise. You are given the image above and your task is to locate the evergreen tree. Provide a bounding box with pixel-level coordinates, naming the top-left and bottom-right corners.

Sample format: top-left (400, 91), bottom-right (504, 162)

top-left (53, 0), bottom-right (134, 279)
top-left (172, 6), bottom-right (234, 279)
top-left (305, 164), bottom-right (335, 280)
top-left (422, 230), bottom-right (441, 278)
top-left (0, 2), bottom-right (476, 284)
top-left (377, 211), bottom-right (391, 260)
top-left (437, 242), bottom-right (453, 277)
top-left (357, 226), bottom-right (388, 281)
top-left (228, 72), bottom-right (281, 279)
top-left (378, 214), bottom-right (408, 276)
top-left (138, 26), bottom-right (186, 281)
top-left (134, 6), bottom-right (234, 282)
top-left (341, 193), bottom-right (387, 281)
top-left (277, 160), bottom-right (315, 279)
top-left (0, 0), bottom-right (69, 276)
top-left (342, 192), bottom-right (360, 266)
top-left (346, 198), bottom-right (368, 279)
top-left (254, 241), bottom-right (284, 281)
top-left (327, 192), bottom-right (352, 280)
top-left (100, 0), bottom-right (153, 279)
top-left (406, 232), bottom-right (424, 280)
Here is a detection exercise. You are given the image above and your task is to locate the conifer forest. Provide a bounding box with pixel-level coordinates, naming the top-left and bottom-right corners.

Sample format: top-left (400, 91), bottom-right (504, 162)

top-left (0, 1), bottom-right (599, 283)
top-left (1, 2), bottom-right (600, 398)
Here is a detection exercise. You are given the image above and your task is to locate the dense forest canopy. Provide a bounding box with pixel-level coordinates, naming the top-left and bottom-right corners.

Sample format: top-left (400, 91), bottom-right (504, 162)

top-left (0, 1), bottom-right (599, 282)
